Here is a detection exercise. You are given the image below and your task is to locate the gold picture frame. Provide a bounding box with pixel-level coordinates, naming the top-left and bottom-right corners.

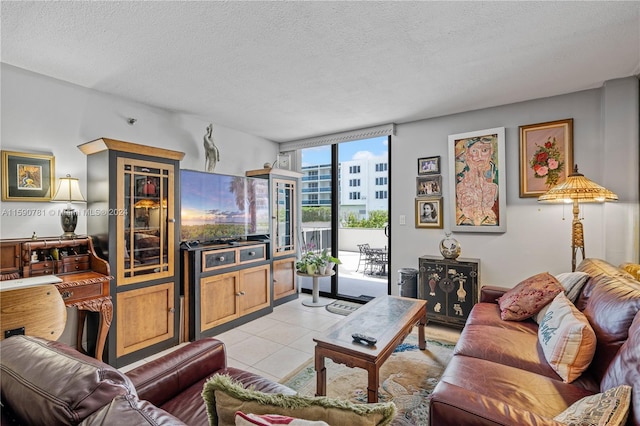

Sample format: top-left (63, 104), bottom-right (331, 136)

top-left (519, 118), bottom-right (573, 198)
top-left (415, 197), bottom-right (443, 229)
top-left (1, 150), bottom-right (55, 201)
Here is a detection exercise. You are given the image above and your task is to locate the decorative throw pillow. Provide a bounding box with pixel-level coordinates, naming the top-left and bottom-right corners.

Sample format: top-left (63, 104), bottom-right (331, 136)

top-left (497, 272), bottom-right (563, 321)
top-left (235, 411), bottom-right (329, 426)
top-left (554, 271), bottom-right (590, 303)
top-left (202, 374), bottom-right (396, 426)
top-left (537, 292), bottom-right (597, 383)
top-left (553, 385), bottom-right (632, 426)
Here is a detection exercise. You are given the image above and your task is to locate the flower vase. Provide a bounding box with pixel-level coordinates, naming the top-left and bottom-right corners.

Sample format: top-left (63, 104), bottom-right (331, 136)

top-left (306, 264), bottom-right (317, 275)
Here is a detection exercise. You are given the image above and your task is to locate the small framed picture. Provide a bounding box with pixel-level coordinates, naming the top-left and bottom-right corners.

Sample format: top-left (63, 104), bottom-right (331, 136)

top-left (416, 175), bottom-right (442, 197)
top-left (415, 197), bottom-right (443, 229)
top-left (418, 156), bottom-right (440, 175)
top-left (1, 150), bottom-right (55, 201)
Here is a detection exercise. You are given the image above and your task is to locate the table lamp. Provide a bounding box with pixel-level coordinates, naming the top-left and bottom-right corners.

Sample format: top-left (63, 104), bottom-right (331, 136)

top-left (538, 164), bottom-right (617, 271)
top-left (52, 174), bottom-right (86, 239)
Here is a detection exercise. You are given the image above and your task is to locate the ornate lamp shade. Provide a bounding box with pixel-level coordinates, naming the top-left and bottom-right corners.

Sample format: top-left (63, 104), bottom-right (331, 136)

top-left (52, 174), bottom-right (86, 239)
top-left (538, 165), bottom-right (617, 271)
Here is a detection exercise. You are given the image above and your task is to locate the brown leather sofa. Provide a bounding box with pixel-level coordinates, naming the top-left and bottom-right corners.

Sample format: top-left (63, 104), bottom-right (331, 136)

top-left (429, 258), bottom-right (640, 425)
top-left (0, 335), bottom-right (295, 425)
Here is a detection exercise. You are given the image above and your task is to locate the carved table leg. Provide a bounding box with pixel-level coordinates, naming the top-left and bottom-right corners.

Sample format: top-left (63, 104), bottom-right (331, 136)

top-left (315, 350), bottom-right (326, 397)
top-left (72, 296), bottom-right (113, 362)
top-left (367, 363), bottom-right (380, 403)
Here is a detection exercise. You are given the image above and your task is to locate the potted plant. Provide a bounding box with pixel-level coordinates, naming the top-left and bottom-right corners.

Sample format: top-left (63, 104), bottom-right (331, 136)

top-left (296, 249), bottom-right (341, 275)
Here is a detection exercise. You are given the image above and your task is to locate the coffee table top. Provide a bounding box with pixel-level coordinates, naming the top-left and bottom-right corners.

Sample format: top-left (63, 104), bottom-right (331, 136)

top-left (313, 295), bottom-right (426, 358)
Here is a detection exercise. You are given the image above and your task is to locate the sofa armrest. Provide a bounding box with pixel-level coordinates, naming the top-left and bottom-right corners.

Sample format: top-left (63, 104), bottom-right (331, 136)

top-left (480, 285), bottom-right (510, 303)
top-left (126, 338), bottom-right (227, 407)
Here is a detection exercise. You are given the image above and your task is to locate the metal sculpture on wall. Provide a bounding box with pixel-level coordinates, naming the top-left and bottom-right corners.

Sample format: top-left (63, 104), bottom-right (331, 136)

top-left (203, 123), bottom-right (220, 172)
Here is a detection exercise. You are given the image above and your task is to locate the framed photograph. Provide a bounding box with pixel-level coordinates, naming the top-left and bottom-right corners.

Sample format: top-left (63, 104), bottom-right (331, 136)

top-left (1, 150), bottom-right (55, 202)
top-left (418, 156), bottom-right (440, 175)
top-left (519, 118), bottom-right (573, 197)
top-left (416, 175), bottom-right (442, 197)
top-left (415, 197), bottom-right (443, 229)
top-left (448, 127), bottom-right (506, 233)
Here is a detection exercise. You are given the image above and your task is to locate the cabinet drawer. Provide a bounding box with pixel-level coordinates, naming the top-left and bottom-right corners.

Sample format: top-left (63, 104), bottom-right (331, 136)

top-left (58, 282), bottom-right (104, 303)
top-left (62, 254), bottom-right (89, 265)
top-left (239, 245), bottom-right (265, 264)
top-left (30, 261), bottom-right (56, 275)
top-left (61, 261), bottom-right (90, 273)
top-left (202, 249), bottom-right (236, 272)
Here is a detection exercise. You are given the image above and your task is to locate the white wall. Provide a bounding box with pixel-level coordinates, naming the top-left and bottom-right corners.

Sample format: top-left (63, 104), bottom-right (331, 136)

top-left (390, 77), bottom-right (639, 291)
top-left (0, 64), bottom-right (279, 239)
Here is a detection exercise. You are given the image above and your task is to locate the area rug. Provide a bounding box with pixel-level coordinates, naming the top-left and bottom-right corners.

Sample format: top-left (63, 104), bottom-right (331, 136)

top-left (280, 332), bottom-right (455, 425)
top-left (325, 300), bottom-right (363, 316)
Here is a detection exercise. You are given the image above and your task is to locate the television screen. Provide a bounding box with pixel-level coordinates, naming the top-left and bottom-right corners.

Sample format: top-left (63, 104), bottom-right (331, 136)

top-left (180, 169), bottom-right (269, 243)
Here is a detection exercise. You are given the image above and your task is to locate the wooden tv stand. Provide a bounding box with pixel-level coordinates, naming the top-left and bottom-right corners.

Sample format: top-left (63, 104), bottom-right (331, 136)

top-left (0, 236), bottom-right (113, 361)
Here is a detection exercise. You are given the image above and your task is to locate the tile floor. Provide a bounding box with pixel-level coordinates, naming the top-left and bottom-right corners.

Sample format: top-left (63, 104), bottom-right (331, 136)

top-left (120, 293), bottom-right (461, 384)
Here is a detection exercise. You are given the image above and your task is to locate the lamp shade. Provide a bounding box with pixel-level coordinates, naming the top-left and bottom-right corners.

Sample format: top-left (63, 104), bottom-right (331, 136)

top-left (52, 174), bottom-right (85, 203)
top-left (538, 165), bottom-right (618, 204)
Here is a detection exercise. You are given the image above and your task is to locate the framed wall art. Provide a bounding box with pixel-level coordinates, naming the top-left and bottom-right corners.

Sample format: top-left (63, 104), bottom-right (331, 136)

top-left (1, 150), bottom-right (55, 202)
top-left (418, 156), bottom-right (440, 175)
top-left (519, 118), bottom-right (573, 198)
top-left (415, 197), bottom-right (443, 229)
top-left (448, 127), bottom-right (506, 233)
top-left (416, 175), bottom-right (442, 197)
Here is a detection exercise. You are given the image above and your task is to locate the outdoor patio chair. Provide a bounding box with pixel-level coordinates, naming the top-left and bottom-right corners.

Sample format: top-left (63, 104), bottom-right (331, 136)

top-left (356, 243), bottom-right (371, 272)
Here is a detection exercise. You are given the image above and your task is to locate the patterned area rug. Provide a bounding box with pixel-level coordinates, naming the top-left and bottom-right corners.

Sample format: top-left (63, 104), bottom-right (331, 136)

top-left (325, 300), bottom-right (363, 316)
top-left (280, 332), bottom-right (455, 425)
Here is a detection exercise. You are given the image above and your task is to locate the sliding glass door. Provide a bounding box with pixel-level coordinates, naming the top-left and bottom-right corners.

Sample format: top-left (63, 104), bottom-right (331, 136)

top-left (298, 136), bottom-right (390, 301)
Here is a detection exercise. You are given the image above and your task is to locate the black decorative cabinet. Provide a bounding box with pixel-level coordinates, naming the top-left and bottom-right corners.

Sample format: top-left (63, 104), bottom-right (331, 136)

top-left (418, 256), bottom-right (480, 328)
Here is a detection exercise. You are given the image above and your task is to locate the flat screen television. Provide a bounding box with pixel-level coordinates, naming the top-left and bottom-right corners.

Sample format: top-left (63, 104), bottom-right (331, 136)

top-left (180, 169), bottom-right (269, 244)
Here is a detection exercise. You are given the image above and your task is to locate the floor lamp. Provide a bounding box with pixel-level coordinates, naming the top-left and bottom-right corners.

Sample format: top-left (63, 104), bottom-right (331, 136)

top-left (538, 164), bottom-right (617, 271)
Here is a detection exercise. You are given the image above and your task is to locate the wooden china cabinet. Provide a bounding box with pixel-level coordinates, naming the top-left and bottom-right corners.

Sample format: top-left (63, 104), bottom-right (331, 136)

top-left (78, 138), bottom-right (184, 367)
top-left (246, 168), bottom-right (302, 306)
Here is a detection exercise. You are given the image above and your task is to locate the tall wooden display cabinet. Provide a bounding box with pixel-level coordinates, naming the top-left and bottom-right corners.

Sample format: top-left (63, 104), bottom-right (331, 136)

top-left (246, 168), bottom-right (302, 306)
top-left (79, 138), bottom-right (184, 367)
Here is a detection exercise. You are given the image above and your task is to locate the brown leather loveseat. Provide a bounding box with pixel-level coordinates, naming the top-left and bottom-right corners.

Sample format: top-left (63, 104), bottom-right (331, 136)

top-left (0, 336), bottom-right (295, 425)
top-left (429, 258), bottom-right (640, 425)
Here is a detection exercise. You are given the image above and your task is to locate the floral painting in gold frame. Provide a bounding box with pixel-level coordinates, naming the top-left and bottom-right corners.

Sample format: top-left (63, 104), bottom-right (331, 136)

top-left (1, 150), bottom-right (55, 201)
top-left (519, 118), bottom-right (573, 198)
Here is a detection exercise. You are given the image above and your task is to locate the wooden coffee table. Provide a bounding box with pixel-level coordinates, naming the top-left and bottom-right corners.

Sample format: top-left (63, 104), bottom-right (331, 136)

top-left (313, 295), bottom-right (427, 403)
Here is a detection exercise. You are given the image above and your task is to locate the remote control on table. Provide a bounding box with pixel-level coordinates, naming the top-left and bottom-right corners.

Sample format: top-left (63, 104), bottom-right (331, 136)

top-left (352, 333), bottom-right (377, 346)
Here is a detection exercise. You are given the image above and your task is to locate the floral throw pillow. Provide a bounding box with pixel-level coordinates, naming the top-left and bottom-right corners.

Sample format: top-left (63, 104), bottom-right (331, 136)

top-left (235, 412), bottom-right (329, 426)
top-left (497, 272), bottom-right (563, 321)
top-left (553, 385), bottom-right (632, 426)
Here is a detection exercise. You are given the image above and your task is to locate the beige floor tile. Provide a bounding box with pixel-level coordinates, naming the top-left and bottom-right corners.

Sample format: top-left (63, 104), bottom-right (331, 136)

top-left (252, 346), bottom-right (313, 380)
top-left (226, 335), bottom-right (284, 366)
top-left (285, 330), bottom-right (318, 355)
top-left (258, 322), bottom-right (314, 345)
top-left (236, 316), bottom-right (283, 335)
top-left (216, 328), bottom-right (253, 347)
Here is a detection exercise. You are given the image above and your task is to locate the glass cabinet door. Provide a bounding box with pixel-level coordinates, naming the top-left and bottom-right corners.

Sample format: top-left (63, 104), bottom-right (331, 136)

top-left (273, 178), bottom-right (296, 256)
top-left (117, 157), bottom-right (175, 285)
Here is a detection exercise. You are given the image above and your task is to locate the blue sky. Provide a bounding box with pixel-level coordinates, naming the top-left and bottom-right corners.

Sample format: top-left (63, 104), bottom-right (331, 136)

top-left (300, 136), bottom-right (389, 166)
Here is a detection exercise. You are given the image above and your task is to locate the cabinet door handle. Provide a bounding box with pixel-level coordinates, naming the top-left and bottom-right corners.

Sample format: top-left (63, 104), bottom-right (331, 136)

top-left (168, 218), bottom-right (176, 223)
top-left (248, 251), bottom-right (255, 256)
top-left (240, 291), bottom-right (245, 295)
top-left (218, 256), bottom-right (225, 261)
top-left (235, 292), bottom-right (242, 296)
top-left (168, 308), bottom-right (175, 313)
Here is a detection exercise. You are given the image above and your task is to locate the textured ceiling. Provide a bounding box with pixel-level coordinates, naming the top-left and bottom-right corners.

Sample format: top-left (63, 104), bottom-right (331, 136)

top-left (2, 1), bottom-right (639, 143)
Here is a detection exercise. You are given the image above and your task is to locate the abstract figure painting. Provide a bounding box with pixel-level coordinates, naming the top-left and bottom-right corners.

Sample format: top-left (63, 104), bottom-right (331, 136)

top-left (448, 127), bottom-right (506, 233)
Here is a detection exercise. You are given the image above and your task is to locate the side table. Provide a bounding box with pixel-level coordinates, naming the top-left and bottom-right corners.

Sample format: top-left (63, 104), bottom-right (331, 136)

top-left (297, 270), bottom-right (335, 307)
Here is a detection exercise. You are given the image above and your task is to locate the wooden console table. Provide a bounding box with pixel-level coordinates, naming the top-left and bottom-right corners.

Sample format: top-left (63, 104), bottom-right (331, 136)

top-left (0, 236), bottom-right (112, 361)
